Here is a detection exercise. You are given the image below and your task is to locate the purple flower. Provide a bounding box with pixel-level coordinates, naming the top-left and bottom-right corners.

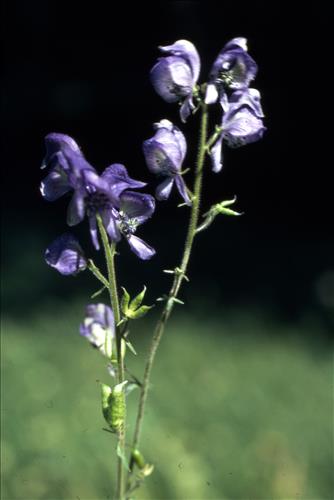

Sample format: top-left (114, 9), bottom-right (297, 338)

top-left (117, 191), bottom-right (156, 260)
top-left (40, 133), bottom-right (95, 202)
top-left (45, 233), bottom-right (87, 275)
top-left (40, 133), bottom-right (148, 250)
top-left (143, 119), bottom-right (191, 205)
top-left (205, 38), bottom-right (258, 107)
top-left (229, 88), bottom-right (264, 118)
top-left (66, 164), bottom-right (146, 250)
top-left (210, 96), bottom-right (266, 173)
top-left (80, 304), bottom-right (115, 358)
top-left (150, 40), bottom-right (200, 122)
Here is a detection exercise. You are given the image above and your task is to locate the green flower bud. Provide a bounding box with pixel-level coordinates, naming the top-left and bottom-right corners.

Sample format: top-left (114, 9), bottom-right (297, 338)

top-left (101, 381), bottom-right (127, 433)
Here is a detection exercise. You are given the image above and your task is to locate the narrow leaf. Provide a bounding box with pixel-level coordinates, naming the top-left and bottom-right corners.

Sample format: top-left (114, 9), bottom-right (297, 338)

top-left (120, 287), bottom-right (130, 314)
top-left (129, 286), bottom-right (147, 311)
top-left (91, 285), bottom-right (107, 299)
top-left (127, 304), bottom-right (154, 319)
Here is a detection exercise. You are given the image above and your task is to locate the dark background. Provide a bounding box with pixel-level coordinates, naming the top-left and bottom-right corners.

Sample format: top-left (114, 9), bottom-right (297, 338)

top-left (2, 1), bottom-right (333, 325)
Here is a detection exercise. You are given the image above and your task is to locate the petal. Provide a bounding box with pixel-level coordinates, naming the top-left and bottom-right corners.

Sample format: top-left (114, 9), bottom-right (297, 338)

top-left (127, 235), bottom-right (156, 260)
top-left (180, 95), bottom-right (195, 123)
top-left (210, 136), bottom-right (224, 173)
top-left (101, 163), bottom-right (146, 203)
top-left (67, 190), bottom-right (86, 226)
top-left (84, 303), bottom-right (115, 332)
top-left (45, 233), bottom-right (87, 275)
top-left (40, 164), bottom-right (71, 201)
top-left (150, 57), bottom-right (193, 103)
top-left (120, 191), bottom-right (155, 224)
top-left (80, 303), bottom-right (115, 356)
top-left (219, 91), bottom-right (229, 112)
top-left (175, 175), bottom-right (192, 205)
top-left (42, 133), bottom-right (82, 169)
top-left (88, 215), bottom-right (100, 250)
top-left (224, 37), bottom-right (248, 51)
top-left (223, 106), bottom-right (266, 148)
top-left (101, 209), bottom-right (121, 242)
top-left (155, 177), bottom-right (174, 200)
top-left (229, 88), bottom-right (264, 117)
top-left (159, 39), bottom-right (200, 82)
top-left (207, 39), bottom-right (258, 99)
top-left (205, 83), bottom-right (219, 104)
top-left (153, 120), bottom-right (187, 162)
top-left (143, 139), bottom-right (178, 175)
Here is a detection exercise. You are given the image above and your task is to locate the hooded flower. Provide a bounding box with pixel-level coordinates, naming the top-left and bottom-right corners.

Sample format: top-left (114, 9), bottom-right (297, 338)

top-left (229, 88), bottom-right (264, 118)
top-left (40, 133), bottom-right (147, 250)
top-left (143, 119), bottom-right (191, 205)
top-left (205, 37), bottom-right (258, 107)
top-left (150, 40), bottom-right (200, 122)
top-left (40, 133), bottom-right (95, 201)
top-left (80, 303), bottom-right (115, 358)
top-left (117, 191), bottom-right (156, 260)
top-left (66, 164), bottom-right (146, 250)
top-left (210, 94), bottom-right (266, 173)
top-left (45, 233), bottom-right (87, 275)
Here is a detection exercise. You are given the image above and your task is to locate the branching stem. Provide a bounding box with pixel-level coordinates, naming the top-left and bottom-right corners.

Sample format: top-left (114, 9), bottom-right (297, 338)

top-left (127, 103), bottom-right (209, 487)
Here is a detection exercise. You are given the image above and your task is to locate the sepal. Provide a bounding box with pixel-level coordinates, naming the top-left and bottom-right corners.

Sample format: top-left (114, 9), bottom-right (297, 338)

top-left (196, 197), bottom-right (242, 233)
top-left (121, 286), bottom-right (154, 320)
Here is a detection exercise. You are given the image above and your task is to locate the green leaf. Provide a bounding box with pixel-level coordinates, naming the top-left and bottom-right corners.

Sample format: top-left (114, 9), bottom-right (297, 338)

top-left (120, 287), bottom-right (130, 314)
top-left (125, 339), bottom-right (137, 356)
top-left (129, 286), bottom-right (147, 311)
top-left (91, 285), bottom-right (107, 299)
top-left (126, 304), bottom-right (154, 319)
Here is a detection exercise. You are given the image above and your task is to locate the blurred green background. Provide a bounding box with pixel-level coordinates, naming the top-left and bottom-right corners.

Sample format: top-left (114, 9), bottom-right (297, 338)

top-left (2, 296), bottom-right (333, 499)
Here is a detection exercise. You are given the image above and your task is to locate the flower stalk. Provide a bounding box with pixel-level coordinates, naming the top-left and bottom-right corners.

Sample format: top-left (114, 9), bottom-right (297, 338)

top-left (96, 214), bottom-right (126, 500)
top-left (127, 102), bottom-right (208, 482)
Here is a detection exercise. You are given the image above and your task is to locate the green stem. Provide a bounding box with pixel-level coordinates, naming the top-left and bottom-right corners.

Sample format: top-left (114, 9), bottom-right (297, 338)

top-left (96, 214), bottom-right (126, 500)
top-left (127, 103), bottom-right (209, 482)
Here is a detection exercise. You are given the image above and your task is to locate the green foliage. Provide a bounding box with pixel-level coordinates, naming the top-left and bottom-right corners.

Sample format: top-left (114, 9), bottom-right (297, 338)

top-left (2, 302), bottom-right (333, 499)
top-left (197, 197), bottom-right (242, 233)
top-left (121, 286), bottom-right (154, 320)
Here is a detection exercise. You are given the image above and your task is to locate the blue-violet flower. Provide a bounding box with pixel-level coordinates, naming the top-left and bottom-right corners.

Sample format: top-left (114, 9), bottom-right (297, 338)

top-left (210, 96), bottom-right (266, 172)
top-left (205, 37), bottom-right (258, 108)
top-left (117, 190), bottom-right (156, 260)
top-left (80, 303), bottom-right (115, 358)
top-left (45, 233), bottom-right (87, 275)
top-left (143, 119), bottom-right (191, 205)
top-left (40, 134), bottom-right (148, 251)
top-left (150, 40), bottom-right (200, 122)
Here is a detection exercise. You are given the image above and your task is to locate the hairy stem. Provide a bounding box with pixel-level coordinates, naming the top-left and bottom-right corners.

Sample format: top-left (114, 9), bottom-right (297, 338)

top-left (96, 215), bottom-right (126, 500)
top-left (128, 103), bottom-right (208, 482)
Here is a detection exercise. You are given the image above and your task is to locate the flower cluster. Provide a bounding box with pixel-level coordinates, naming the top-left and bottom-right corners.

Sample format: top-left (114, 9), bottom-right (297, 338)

top-left (41, 133), bottom-right (156, 262)
top-left (41, 35), bottom-right (265, 368)
top-left (149, 37), bottom-right (265, 172)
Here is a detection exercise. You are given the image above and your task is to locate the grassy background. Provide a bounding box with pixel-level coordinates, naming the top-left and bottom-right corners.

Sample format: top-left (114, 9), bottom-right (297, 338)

top-left (2, 299), bottom-right (333, 499)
